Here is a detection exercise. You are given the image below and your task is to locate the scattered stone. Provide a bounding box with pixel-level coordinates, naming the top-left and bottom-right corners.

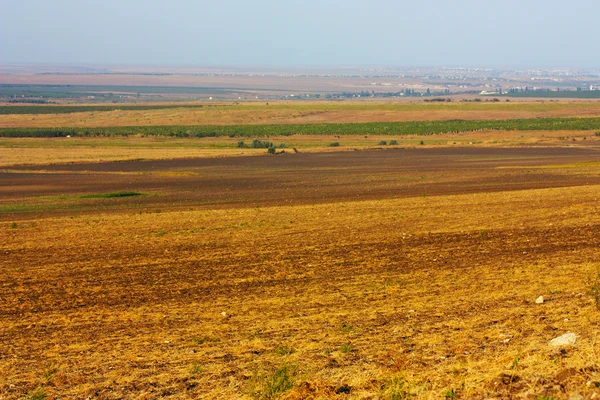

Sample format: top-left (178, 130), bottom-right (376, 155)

top-left (549, 333), bottom-right (577, 347)
top-left (536, 296), bottom-right (544, 304)
top-left (499, 333), bottom-right (513, 343)
top-left (220, 311), bottom-right (227, 317)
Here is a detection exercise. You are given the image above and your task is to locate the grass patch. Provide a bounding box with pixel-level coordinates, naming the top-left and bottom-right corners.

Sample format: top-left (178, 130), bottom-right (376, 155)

top-left (26, 386), bottom-right (46, 400)
top-left (382, 376), bottom-right (412, 400)
top-left (247, 364), bottom-right (297, 399)
top-left (340, 343), bottom-right (354, 353)
top-left (79, 191), bottom-right (144, 199)
top-left (189, 362), bottom-right (203, 376)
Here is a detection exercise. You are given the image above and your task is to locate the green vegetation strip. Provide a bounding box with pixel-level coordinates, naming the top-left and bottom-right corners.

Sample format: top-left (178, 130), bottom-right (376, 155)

top-left (0, 105), bottom-right (206, 115)
top-left (1, 117), bottom-right (600, 138)
top-left (79, 191), bottom-right (144, 199)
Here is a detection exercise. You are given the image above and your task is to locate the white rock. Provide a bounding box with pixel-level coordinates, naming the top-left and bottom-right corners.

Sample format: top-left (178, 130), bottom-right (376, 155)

top-left (220, 311), bottom-right (227, 317)
top-left (535, 296), bottom-right (544, 304)
top-left (549, 333), bottom-right (577, 347)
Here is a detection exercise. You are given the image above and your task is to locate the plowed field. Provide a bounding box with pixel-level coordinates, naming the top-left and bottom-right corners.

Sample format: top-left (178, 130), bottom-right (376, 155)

top-left (3, 146), bottom-right (600, 399)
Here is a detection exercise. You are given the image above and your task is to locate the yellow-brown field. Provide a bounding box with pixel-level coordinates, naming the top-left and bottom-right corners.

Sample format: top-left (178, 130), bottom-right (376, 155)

top-left (2, 101), bottom-right (600, 128)
top-left (1, 128), bottom-right (599, 167)
top-left (3, 103), bottom-right (600, 399)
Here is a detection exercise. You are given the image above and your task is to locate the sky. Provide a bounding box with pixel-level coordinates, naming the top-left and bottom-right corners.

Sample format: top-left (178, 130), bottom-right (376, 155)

top-left (1, 0), bottom-right (599, 68)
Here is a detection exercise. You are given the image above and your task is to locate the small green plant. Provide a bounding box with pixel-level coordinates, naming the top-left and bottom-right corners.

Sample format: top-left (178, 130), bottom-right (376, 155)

top-left (190, 362), bottom-right (203, 375)
top-left (379, 140), bottom-right (387, 145)
top-left (511, 356), bottom-right (520, 369)
top-left (329, 142), bottom-right (340, 147)
top-left (340, 344), bottom-right (353, 353)
top-left (10, 222), bottom-right (17, 229)
top-left (194, 336), bottom-right (219, 345)
top-left (389, 140), bottom-right (398, 145)
top-left (382, 376), bottom-right (410, 400)
top-left (340, 323), bottom-right (355, 334)
top-left (443, 388), bottom-right (456, 399)
top-left (237, 141), bottom-right (247, 148)
top-left (248, 364), bottom-right (297, 399)
top-left (267, 146), bottom-right (276, 154)
top-left (26, 386), bottom-right (46, 400)
top-left (595, 132), bottom-right (600, 137)
top-left (419, 141), bottom-right (424, 145)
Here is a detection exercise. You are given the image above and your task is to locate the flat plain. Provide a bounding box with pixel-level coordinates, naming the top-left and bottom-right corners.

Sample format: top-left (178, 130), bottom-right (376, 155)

top-left (4, 102), bottom-right (600, 128)
top-left (2, 101), bottom-right (600, 399)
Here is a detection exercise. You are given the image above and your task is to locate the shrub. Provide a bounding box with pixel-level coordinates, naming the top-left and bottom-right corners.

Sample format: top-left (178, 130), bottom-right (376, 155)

top-left (329, 142), bottom-right (340, 147)
top-left (389, 140), bottom-right (398, 145)
top-left (379, 140), bottom-right (387, 145)
top-left (252, 139), bottom-right (273, 148)
top-left (267, 146), bottom-right (276, 154)
top-left (237, 141), bottom-right (247, 148)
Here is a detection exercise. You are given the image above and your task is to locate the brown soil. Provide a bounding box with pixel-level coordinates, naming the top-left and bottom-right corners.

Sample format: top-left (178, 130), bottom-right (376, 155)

top-left (2, 147), bottom-right (600, 220)
top-left (3, 147), bottom-right (600, 399)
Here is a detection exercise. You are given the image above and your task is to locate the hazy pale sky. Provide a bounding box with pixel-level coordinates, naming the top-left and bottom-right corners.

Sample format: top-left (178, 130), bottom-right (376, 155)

top-left (1, 0), bottom-right (599, 68)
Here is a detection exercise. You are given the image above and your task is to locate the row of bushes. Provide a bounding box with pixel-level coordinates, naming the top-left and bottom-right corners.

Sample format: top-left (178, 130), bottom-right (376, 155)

top-left (237, 139), bottom-right (287, 149)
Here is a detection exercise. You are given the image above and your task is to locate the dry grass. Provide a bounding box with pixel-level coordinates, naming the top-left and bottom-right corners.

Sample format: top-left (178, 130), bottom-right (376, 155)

top-left (2, 101), bottom-right (600, 128)
top-left (2, 170), bottom-right (600, 398)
